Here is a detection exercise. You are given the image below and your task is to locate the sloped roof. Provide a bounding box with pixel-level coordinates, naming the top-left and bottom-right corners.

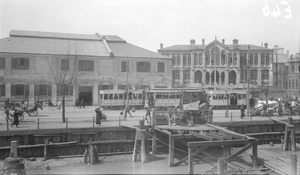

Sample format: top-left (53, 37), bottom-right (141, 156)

top-left (0, 30), bottom-right (170, 59)
top-left (108, 42), bottom-right (171, 59)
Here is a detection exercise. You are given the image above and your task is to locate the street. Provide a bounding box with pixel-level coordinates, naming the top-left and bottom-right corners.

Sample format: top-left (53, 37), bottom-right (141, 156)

top-left (1, 106), bottom-right (300, 131)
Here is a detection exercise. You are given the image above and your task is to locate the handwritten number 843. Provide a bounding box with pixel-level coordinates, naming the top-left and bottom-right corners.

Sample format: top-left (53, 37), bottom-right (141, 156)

top-left (263, 1), bottom-right (292, 18)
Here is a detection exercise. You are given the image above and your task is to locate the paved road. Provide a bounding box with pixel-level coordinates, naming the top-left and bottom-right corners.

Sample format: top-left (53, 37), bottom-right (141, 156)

top-left (1, 106), bottom-right (300, 131)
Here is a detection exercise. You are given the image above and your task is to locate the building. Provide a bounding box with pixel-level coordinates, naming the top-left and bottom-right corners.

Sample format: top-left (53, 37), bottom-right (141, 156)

top-left (0, 30), bottom-right (172, 106)
top-left (158, 38), bottom-right (274, 97)
top-left (287, 53), bottom-right (300, 99)
top-left (273, 45), bottom-right (289, 90)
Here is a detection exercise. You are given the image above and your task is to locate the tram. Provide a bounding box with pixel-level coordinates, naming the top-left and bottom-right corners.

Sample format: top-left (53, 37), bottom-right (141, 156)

top-left (99, 90), bottom-right (145, 109)
top-left (206, 89), bottom-right (247, 109)
top-left (144, 88), bottom-right (206, 109)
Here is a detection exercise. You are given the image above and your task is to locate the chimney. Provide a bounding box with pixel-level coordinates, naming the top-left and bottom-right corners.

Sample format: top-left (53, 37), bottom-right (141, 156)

top-left (222, 39), bottom-right (225, 45)
top-left (190, 39), bottom-right (195, 46)
top-left (160, 43), bottom-right (163, 49)
top-left (202, 39), bottom-right (205, 45)
top-left (264, 43), bottom-right (268, 48)
top-left (233, 39), bottom-right (238, 46)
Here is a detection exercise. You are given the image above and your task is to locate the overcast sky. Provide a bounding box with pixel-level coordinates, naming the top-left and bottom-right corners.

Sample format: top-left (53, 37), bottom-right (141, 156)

top-left (0, 0), bottom-right (299, 54)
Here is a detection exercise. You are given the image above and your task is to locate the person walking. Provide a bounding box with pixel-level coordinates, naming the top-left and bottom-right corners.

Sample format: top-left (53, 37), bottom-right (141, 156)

top-left (74, 99), bottom-right (79, 108)
top-left (261, 103), bottom-right (268, 117)
top-left (95, 107), bottom-right (102, 126)
top-left (80, 99), bottom-right (85, 108)
top-left (240, 106), bottom-right (245, 119)
top-left (145, 107), bottom-right (151, 121)
top-left (11, 109), bottom-right (21, 127)
top-left (277, 101), bottom-right (283, 117)
top-left (124, 106), bottom-right (132, 117)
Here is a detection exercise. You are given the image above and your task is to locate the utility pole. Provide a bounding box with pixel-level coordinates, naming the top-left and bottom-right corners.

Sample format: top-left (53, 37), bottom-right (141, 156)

top-left (247, 45), bottom-right (251, 120)
top-left (124, 56), bottom-right (129, 120)
top-left (275, 50), bottom-right (278, 91)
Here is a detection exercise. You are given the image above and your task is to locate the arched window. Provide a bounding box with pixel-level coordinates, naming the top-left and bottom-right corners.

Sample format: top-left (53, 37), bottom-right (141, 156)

top-left (233, 53), bottom-right (237, 65)
top-left (296, 79), bottom-right (299, 89)
top-left (229, 71), bottom-right (236, 85)
top-left (289, 79), bottom-right (291, 89)
top-left (250, 70), bottom-right (258, 85)
top-left (187, 54), bottom-right (191, 66)
top-left (194, 53), bottom-right (198, 66)
top-left (199, 53), bottom-right (203, 65)
top-left (216, 71), bottom-right (220, 84)
top-left (211, 71), bottom-right (215, 84)
top-left (183, 54), bottom-right (187, 66)
top-left (206, 72), bottom-right (210, 85)
top-left (221, 50), bottom-right (226, 65)
top-left (177, 55), bottom-right (181, 66)
top-left (266, 53), bottom-right (270, 66)
top-left (262, 70), bottom-right (269, 85)
top-left (292, 79), bottom-right (295, 89)
top-left (229, 53), bottom-right (233, 66)
top-left (221, 72), bottom-right (225, 84)
top-left (211, 47), bottom-right (220, 66)
top-left (194, 71), bottom-right (202, 83)
top-left (254, 54), bottom-right (258, 66)
top-left (206, 50), bottom-right (210, 66)
top-left (173, 70), bottom-right (180, 86)
top-left (172, 55), bottom-right (176, 66)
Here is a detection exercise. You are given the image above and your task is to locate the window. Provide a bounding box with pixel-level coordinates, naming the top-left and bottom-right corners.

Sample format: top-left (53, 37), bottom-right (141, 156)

top-left (157, 62), bottom-right (165, 72)
top-left (137, 62), bottom-right (151, 72)
top-left (254, 54), bottom-right (258, 65)
top-left (0, 57), bottom-right (5, 69)
top-left (187, 54), bottom-right (191, 66)
top-left (61, 59), bottom-right (69, 71)
top-left (250, 54), bottom-right (253, 65)
top-left (11, 58), bottom-right (29, 70)
top-left (173, 70), bottom-right (180, 86)
top-left (261, 53), bottom-right (265, 66)
top-left (194, 53), bottom-right (198, 66)
top-left (34, 84), bottom-right (52, 96)
top-left (233, 53), bottom-right (237, 65)
top-left (176, 55), bottom-right (181, 66)
top-left (229, 53), bottom-right (233, 65)
top-left (172, 55), bottom-right (176, 66)
top-left (57, 85), bottom-right (73, 96)
top-left (11, 84), bottom-right (29, 96)
top-left (221, 51), bottom-right (226, 65)
top-left (118, 84), bottom-right (127, 90)
top-left (121, 61), bottom-right (128, 72)
top-left (0, 84), bottom-right (5, 96)
top-left (78, 60), bottom-right (94, 71)
top-left (199, 53), bottom-right (203, 65)
top-left (99, 84), bottom-right (113, 90)
top-left (183, 54), bottom-right (187, 66)
top-left (183, 70), bottom-right (190, 84)
top-left (266, 53), bottom-right (270, 66)
top-left (206, 50), bottom-right (210, 66)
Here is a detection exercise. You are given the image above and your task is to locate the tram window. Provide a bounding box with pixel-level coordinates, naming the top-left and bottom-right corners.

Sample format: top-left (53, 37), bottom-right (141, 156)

top-left (114, 94), bottom-right (118, 99)
top-left (238, 94), bottom-right (242, 99)
top-left (242, 94), bottom-right (246, 99)
top-left (138, 94), bottom-right (142, 99)
top-left (119, 94), bottom-right (123, 100)
top-left (104, 94), bottom-right (108, 100)
top-left (100, 94), bottom-right (103, 100)
top-left (219, 94), bottom-right (224, 99)
top-left (163, 93), bottom-right (169, 99)
top-left (224, 94), bottom-right (228, 99)
top-left (176, 94), bottom-right (181, 99)
top-left (109, 94), bottom-right (113, 100)
top-left (170, 94), bottom-right (175, 99)
top-left (129, 93), bottom-right (133, 100)
top-left (213, 95), bottom-right (218, 100)
top-left (156, 93), bottom-right (162, 99)
top-left (124, 94), bottom-right (127, 100)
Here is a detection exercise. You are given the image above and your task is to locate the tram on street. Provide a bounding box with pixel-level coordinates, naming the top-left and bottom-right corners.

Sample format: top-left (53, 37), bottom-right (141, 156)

top-left (206, 89), bottom-right (247, 109)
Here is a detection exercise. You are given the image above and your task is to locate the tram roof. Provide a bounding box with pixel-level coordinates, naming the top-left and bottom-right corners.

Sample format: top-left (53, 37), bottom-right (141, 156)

top-left (149, 88), bottom-right (205, 93)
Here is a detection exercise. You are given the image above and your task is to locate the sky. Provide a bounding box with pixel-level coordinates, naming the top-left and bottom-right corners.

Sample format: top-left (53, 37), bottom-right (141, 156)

top-left (0, 0), bottom-right (299, 54)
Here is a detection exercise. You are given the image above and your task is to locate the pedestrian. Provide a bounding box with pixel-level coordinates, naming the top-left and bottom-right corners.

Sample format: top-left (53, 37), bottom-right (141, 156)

top-left (11, 109), bottom-right (21, 127)
top-left (145, 107), bottom-right (151, 121)
top-left (57, 100), bottom-right (62, 110)
top-left (278, 101), bottom-right (283, 118)
top-left (124, 106), bottom-right (132, 117)
top-left (240, 106), bottom-right (245, 119)
top-left (261, 103), bottom-right (268, 117)
top-left (4, 108), bottom-right (10, 121)
top-left (74, 99), bottom-right (79, 108)
top-left (95, 107), bottom-right (102, 126)
top-left (80, 99), bottom-right (85, 108)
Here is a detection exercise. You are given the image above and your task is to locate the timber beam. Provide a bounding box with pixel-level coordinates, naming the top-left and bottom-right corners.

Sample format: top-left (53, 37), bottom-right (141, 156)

top-left (187, 140), bottom-right (248, 147)
top-left (174, 145), bottom-right (209, 166)
top-left (189, 131), bottom-right (214, 141)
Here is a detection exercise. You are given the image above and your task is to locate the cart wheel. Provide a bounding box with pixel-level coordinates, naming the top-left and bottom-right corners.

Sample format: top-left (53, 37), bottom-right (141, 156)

top-left (30, 110), bottom-right (38, 116)
top-left (19, 114), bottom-right (25, 121)
top-left (48, 106), bottom-right (55, 111)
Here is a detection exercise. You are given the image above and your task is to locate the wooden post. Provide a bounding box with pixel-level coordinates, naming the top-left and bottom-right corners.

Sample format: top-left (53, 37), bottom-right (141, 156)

top-left (291, 126), bottom-right (296, 152)
top-left (132, 131), bottom-right (140, 162)
top-left (222, 146), bottom-right (228, 170)
top-left (92, 117), bottom-right (95, 127)
top-left (252, 144), bottom-right (258, 168)
top-left (6, 119), bottom-right (9, 131)
top-left (152, 131), bottom-right (157, 155)
top-left (217, 158), bottom-right (224, 175)
top-left (139, 120), bottom-right (144, 129)
top-left (168, 135), bottom-right (174, 166)
top-left (89, 144), bottom-right (95, 164)
top-left (66, 118), bottom-right (68, 128)
top-left (188, 147), bottom-right (193, 174)
top-left (43, 139), bottom-right (49, 161)
top-left (83, 148), bottom-right (88, 163)
top-left (119, 116), bottom-right (121, 126)
top-left (10, 141), bottom-right (18, 158)
top-left (141, 132), bottom-right (148, 163)
top-left (291, 154), bottom-right (297, 175)
top-left (230, 112), bottom-right (232, 122)
top-left (37, 118), bottom-right (39, 129)
top-left (283, 125), bottom-right (289, 151)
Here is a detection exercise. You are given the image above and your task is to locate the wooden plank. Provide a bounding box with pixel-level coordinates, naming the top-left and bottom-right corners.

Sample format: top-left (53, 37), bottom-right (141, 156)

top-left (168, 135), bottom-right (174, 166)
top-left (204, 132), bottom-right (225, 140)
top-left (188, 147), bottom-right (194, 174)
top-left (272, 119), bottom-right (294, 127)
top-left (172, 134), bottom-right (195, 140)
top-left (188, 140), bottom-right (247, 147)
top-left (214, 132), bottom-right (233, 140)
top-left (206, 124), bottom-right (255, 140)
top-left (189, 131), bottom-right (214, 141)
top-left (224, 142), bottom-right (256, 162)
top-left (174, 145), bottom-right (209, 166)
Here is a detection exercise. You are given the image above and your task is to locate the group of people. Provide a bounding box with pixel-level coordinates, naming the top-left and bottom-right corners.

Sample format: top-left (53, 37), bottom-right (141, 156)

top-left (3, 98), bottom-right (25, 127)
top-left (74, 99), bottom-right (85, 108)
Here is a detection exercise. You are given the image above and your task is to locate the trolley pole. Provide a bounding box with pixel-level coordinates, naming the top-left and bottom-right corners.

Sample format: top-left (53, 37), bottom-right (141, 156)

top-left (247, 45), bottom-right (251, 120)
top-left (124, 56), bottom-right (129, 120)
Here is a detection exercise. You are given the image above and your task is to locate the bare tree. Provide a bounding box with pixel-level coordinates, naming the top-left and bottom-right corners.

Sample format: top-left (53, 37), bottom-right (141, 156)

top-left (44, 42), bottom-right (85, 122)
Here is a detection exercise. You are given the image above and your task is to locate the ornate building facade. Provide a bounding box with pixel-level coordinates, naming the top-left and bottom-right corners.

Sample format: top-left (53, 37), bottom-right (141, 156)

top-left (0, 30), bottom-right (172, 106)
top-left (288, 53), bottom-right (300, 99)
top-left (158, 38), bottom-right (274, 96)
